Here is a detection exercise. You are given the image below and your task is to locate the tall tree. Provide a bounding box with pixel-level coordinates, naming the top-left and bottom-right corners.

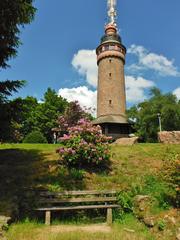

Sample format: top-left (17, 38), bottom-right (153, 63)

top-left (0, 0), bottom-right (36, 68)
top-left (22, 88), bottom-right (68, 143)
top-left (127, 87), bottom-right (180, 142)
top-left (0, 80), bottom-right (25, 103)
top-left (0, 0), bottom-right (36, 102)
top-left (0, 0), bottom-right (36, 142)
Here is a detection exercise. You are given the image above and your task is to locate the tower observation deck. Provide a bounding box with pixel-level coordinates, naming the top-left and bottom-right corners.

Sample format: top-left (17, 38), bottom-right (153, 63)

top-left (93, 0), bottom-right (131, 139)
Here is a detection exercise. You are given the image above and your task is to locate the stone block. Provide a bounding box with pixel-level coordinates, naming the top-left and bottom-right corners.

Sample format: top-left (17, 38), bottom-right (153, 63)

top-left (158, 131), bottom-right (180, 144)
top-left (114, 136), bottom-right (139, 145)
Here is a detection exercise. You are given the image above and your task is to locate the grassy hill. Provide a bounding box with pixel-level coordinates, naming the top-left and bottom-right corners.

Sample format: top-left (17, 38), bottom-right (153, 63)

top-left (0, 143), bottom-right (179, 240)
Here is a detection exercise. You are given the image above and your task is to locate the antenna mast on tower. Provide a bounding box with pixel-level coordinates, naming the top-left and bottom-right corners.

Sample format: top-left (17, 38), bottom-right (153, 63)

top-left (107, 0), bottom-right (117, 24)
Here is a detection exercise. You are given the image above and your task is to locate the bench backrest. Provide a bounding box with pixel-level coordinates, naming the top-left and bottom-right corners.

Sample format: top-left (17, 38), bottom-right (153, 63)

top-left (38, 190), bottom-right (118, 206)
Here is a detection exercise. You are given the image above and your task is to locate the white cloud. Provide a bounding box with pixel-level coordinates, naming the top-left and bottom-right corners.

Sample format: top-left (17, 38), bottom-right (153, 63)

top-left (58, 76), bottom-right (154, 114)
top-left (72, 50), bottom-right (98, 87)
top-left (66, 48), bottom-right (157, 110)
top-left (125, 76), bottom-right (155, 103)
top-left (38, 100), bottom-right (44, 104)
top-left (128, 44), bottom-right (180, 77)
top-left (173, 87), bottom-right (180, 100)
top-left (58, 86), bottom-right (97, 116)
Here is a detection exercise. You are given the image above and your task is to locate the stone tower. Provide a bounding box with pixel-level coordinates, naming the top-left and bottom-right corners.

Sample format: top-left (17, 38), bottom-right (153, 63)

top-left (93, 0), bottom-right (130, 139)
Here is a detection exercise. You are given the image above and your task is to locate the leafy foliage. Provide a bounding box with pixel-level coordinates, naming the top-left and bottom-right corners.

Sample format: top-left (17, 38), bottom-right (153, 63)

top-left (31, 88), bottom-right (68, 142)
top-left (0, 80), bottom-right (25, 103)
top-left (157, 219), bottom-right (166, 231)
top-left (0, 0), bottom-right (36, 68)
top-left (23, 130), bottom-right (47, 143)
top-left (0, 88), bottom-right (68, 143)
top-left (57, 119), bottom-right (112, 168)
top-left (0, 95), bottom-right (26, 142)
top-left (142, 175), bottom-right (171, 209)
top-left (116, 173), bottom-right (174, 221)
top-left (117, 191), bottom-right (134, 218)
top-left (128, 87), bottom-right (180, 142)
top-left (57, 101), bottom-right (93, 133)
top-left (0, 0), bottom-right (35, 141)
top-left (162, 150), bottom-right (180, 207)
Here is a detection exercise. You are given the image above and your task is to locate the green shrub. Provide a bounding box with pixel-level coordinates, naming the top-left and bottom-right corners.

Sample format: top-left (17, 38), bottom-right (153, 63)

top-left (116, 175), bottom-right (172, 221)
top-left (23, 130), bottom-right (47, 143)
top-left (117, 191), bottom-right (133, 213)
top-left (116, 191), bottom-right (134, 220)
top-left (162, 150), bottom-right (180, 207)
top-left (143, 175), bottom-right (171, 209)
top-left (157, 219), bottom-right (166, 231)
top-left (69, 168), bottom-right (85, 180)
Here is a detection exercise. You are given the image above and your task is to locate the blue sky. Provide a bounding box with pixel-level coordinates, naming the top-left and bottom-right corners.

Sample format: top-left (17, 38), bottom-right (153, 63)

top-left (1, 0), bottom-right (180, 111)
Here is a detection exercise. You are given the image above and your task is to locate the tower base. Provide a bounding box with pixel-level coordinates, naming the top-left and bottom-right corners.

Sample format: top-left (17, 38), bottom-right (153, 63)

top-left (93, 115), bottom-right (132, 140)
top-left (98, 122), bottom-right (131, 140)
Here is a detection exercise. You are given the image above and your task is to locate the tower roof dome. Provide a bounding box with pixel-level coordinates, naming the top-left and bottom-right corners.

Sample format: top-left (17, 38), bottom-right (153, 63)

top-left (101, 23), bottom-right (121, 44)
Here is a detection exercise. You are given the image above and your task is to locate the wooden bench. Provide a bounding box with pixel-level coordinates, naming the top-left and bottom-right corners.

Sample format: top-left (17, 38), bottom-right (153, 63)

top-left (35, 190), bottom-right (119, 225)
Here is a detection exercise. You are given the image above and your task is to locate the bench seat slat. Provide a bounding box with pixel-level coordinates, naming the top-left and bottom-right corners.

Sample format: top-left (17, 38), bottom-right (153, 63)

top-left (39, 197), bottom-right (117, 203)
top-left (36, 204), bottom-right (120, 211)
top-left (39, 190), bottom-right (117, 197)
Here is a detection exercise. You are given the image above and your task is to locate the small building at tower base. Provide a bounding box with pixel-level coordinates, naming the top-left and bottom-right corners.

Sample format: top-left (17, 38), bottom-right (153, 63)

top-left (93, 115), bottom-right (132, 140)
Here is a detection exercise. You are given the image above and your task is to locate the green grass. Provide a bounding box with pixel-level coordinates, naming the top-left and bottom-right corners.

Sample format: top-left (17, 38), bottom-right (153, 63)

top-left (0, 143), bottom-right (61, 151)
top-left (0, 144), bottom-right (179, 210)
top-left (0, 143), bottom-right (179, 239)
top-left (5, 215), bottom-right (155, 240)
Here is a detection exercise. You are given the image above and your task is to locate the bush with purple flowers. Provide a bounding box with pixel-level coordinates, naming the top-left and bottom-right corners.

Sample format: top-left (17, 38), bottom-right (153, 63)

top-left (57, 101), bottom-right (93, 134)
top-left (56, 119), bottom-right (112, 168)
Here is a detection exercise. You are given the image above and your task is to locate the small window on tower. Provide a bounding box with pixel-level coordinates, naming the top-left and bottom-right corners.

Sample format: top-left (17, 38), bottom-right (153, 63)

top-left (105, 45), bottom-right (109, 51)
top-left (109, 59), bottom-right (112, 63)
top-left (109, 45), bottom-right (114, 50)
top-left (109, 100), bottom-right (112, 105)
top-left (109, 73), bottom-right (112, 77)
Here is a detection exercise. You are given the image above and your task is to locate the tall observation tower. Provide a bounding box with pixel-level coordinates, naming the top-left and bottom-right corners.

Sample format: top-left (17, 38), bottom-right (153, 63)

top-left (93, 0), bottom-right (130, 139)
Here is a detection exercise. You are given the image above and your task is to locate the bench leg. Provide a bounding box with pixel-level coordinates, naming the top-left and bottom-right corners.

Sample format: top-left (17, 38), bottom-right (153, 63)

top-left (107, 208), bottom-right (112, 225)
top-left (45, 211), bottom-right (51, 225)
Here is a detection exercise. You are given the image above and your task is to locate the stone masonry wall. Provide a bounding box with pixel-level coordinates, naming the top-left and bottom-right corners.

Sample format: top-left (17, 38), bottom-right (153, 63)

top-left (158, 131), bottom-right (180, 144)
top-left (97, 57), bottom-right (126, 118)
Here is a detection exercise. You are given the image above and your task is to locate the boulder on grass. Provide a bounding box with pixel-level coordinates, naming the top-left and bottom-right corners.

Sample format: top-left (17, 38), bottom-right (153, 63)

top-left (114, 137), bottom-right (139, 146)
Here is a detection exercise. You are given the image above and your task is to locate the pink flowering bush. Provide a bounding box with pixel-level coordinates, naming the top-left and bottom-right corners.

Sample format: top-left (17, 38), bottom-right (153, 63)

top-left (57, 101), bottom-right (93, 134)
top-left (56, 119), bottom-right (112, 168)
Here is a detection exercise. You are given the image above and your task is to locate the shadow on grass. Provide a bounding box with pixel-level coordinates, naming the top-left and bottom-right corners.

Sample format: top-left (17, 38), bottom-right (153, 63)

top-left (0, 149), bottom-right (45, 218)
top-left (0, 148), bottom-right (86, 219)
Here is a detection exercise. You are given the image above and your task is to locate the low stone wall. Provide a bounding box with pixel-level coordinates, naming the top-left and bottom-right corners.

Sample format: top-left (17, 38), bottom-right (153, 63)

top-left (158, 131), bottom-right (180, 144)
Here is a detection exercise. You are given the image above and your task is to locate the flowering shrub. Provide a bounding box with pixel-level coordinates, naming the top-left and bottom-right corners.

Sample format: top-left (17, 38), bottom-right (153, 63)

top-left (56, 119), bottom-right (112, 168)
top-left (57, 101), bottom-right (93, 134)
